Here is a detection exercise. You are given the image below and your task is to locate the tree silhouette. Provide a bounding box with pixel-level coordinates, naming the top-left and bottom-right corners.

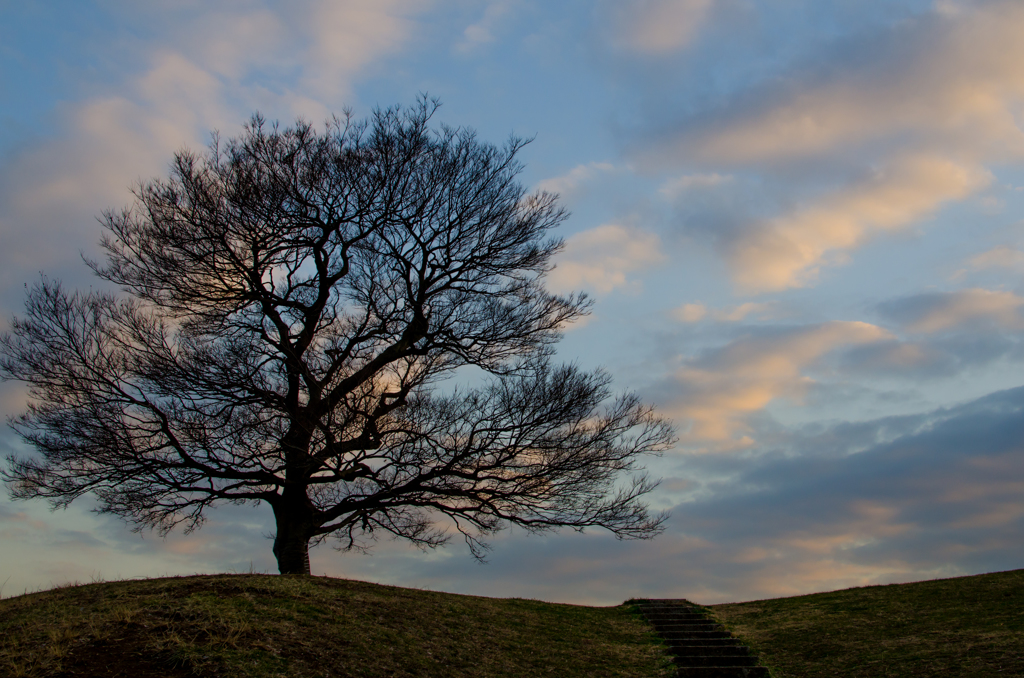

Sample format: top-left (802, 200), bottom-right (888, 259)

top-left (1, 99), bottom-right (674, 575)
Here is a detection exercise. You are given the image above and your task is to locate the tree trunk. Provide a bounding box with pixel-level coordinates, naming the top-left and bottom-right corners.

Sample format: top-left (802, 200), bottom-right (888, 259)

top-left (272, 483), bottom-right (315, 575)
top-left (274, 424), bottom-right (316, 575)
top-left (272, 522), bottom-right (311, 577)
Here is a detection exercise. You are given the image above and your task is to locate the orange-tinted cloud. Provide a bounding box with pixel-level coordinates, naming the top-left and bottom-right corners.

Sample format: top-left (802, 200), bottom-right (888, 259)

top-left (668, 321), bottom-right (890, 447)
top-left (728, 155), bottom-right (991, 292)
top-left (548, 223), bottom-right (666, 294)
top-left (608, 0), bottom-right (714, 55)
top-left (881, 288), bottom-right (1024, 333)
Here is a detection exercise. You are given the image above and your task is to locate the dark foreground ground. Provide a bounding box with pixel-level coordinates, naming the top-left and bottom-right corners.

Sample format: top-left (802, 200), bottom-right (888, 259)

top-left (0, 574), bottom-right (673, 678)
top-left (4, 568), bottom-right (1022, 677)
top-left (709, 568), bottom-right (1024, 677)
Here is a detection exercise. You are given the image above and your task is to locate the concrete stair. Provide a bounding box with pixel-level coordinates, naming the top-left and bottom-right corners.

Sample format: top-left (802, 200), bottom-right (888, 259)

top-left (630, 599), bottom-right (770, 678)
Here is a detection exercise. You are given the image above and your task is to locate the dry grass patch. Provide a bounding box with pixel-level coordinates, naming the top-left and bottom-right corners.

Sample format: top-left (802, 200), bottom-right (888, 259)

top-left (0, 574), bottom-right (675, 678)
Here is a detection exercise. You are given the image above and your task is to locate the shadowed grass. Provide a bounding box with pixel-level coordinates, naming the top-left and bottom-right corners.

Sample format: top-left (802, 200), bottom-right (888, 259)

top-left (0, 574), bottom-right (675, 678)
top-left (708, 568), bottom-right (1024, 678)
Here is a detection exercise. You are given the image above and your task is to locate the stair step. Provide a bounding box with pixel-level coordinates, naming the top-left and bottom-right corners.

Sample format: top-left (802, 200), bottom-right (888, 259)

top-left (632, 599), bottom-right (770, 678)
top-left (666, 645), bottom-right (750, 656)
top-left (662, 637), bottom-right (744, 646)
top-left (655, 630), bottom-right (733, 639)
top-left (673, 667), bottom-right (770, 677)
top-left (674, 655), bottom-right (760, 668)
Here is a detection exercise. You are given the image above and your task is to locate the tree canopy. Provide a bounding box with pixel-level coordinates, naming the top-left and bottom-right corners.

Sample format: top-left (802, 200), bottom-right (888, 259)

top-left (1, 99), bottom-right (675, 575)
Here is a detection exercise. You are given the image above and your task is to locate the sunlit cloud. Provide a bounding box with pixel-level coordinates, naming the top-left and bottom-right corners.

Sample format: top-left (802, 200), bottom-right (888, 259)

top-left (674, 303), bottom-right (709, 323)
top-left (607, 0), bottom-right (714, 55)
top-left (657, 2), bottom-right (1024, 165)
top-left (168, 7), bottom-right (287, 80)
top-left (667, 321), bottom-right (890, 448)
top-left (728, 154), bottom-right (991, 292)
top-left (0, 0), bottom-right (432, 301)
top-left (634, 1), bottom-right (1024, 291)
top-left (671, 301), bottom-right (776, 323)
top-left (840, 340), bottom-right (951, 377)
top-left (303, 0), bottom-right (425, 100)
top-left (968, 244), bottom-right (1024, 270)
top-left (879, 288), bottom-right (1024, 333)
top-left (548, 223), bottom-right (666, 294)
top-left (11, 49), bottom-right (231, 222)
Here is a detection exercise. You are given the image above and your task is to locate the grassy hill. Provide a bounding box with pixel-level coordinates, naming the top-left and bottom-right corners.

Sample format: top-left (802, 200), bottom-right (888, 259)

top-left (4, 569), bottom-right (1023, 677)
top-left (708, 568), bottom-right (1024, 677)
top-left (0, 574), bottom-right (674, 678)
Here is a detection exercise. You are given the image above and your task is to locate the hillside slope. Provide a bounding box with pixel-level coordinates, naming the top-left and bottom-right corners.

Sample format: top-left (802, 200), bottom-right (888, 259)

top-left (0, 574), bottom-right (674, 678)
top-left (709, 568), bottom-right (1024, 677)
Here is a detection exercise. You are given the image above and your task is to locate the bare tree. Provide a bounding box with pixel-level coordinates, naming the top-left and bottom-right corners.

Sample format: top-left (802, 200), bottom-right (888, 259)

top-left (1, 99), bottom-right (675, 575)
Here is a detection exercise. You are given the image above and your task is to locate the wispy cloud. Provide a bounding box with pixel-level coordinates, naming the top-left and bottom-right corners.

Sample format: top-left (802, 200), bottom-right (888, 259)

top-left (672, 301), bottom-right (776, 323)
top-left (0, 0), bottom-right (431, 302)
top-left (548, 223), bottom-right (666, 294)
top-left (455, 0), bottom-right (517, 52)
top-left (605, 0), bottom-right (714, 55)
top-left (656, 2), bottom-right (1024, 166)
top-left (659, 172), bottom-right (733, 200)
top-left (967, 245), bottom-right (1024, 270)
top-left (665, 322), bottom-right (890, 448)
top-left (879, 288), bottom-right (1024, 333)
top-left (727, 154), bottom-right (990, 292)
top-left (302, 0), bottom-right (426, 100)
top-left (535, 162), bottom-right (617, 203)
top-left (633, 1), bottom-right (1024, 291)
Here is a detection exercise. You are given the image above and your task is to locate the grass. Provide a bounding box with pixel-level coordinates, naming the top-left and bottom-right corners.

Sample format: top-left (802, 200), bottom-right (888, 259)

top-left (6, 568), bottom-right (1023, 677)
top-left (0, 574), bottom-right (675, 678)
top-left (709, 568), bottom-right (1024, 677)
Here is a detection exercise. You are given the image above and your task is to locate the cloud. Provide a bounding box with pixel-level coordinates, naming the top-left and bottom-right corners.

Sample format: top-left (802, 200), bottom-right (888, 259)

top-left (0, 0), bottom-right (432, 308)
top-left (630, 1), bottom-right (1024, 291)
top-left (726, 154), bottom-right (991, 292)
top-left (674, 303), bottom-right (709, 323)
top-left (302, 0), bottom-right (425, 100)
top-left (547, 223), bottom-right (666, 294)
top-left (310, 386), bottom-right (1024, 605)
top-left (665, 321), bottom-right (890, 447)
top-left (651, 1), bottom-right (1024, 166)
top-left (659, 172), bottom-right (733, 200)
top-left (607, 0), bottom-right (714, 55)
top-left (968, 245), bottom-right (1024, 270)
top-left (456, 0), bottom-right (517, 52)
top-left (839, 340), bottom-right (954, 378)
top-left (535, 162), bottom-right (617, 203)
top-left (672, 301), bottom-right (776, 323)
top-left (879, 288), bottom-right (1024, 334)
top-left (167, 6), bottom-right (288, 80)
top-left (0, 489), bottom-right (280, 597)
top-left (3, 49), bottom-right (235, 220)
top-left (664, 385), bottom-right (1024, 599)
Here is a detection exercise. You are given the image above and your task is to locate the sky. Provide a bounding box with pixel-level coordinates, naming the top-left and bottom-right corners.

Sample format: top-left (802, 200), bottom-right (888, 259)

top-left (1, 0), bottom-right (1023, 606)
